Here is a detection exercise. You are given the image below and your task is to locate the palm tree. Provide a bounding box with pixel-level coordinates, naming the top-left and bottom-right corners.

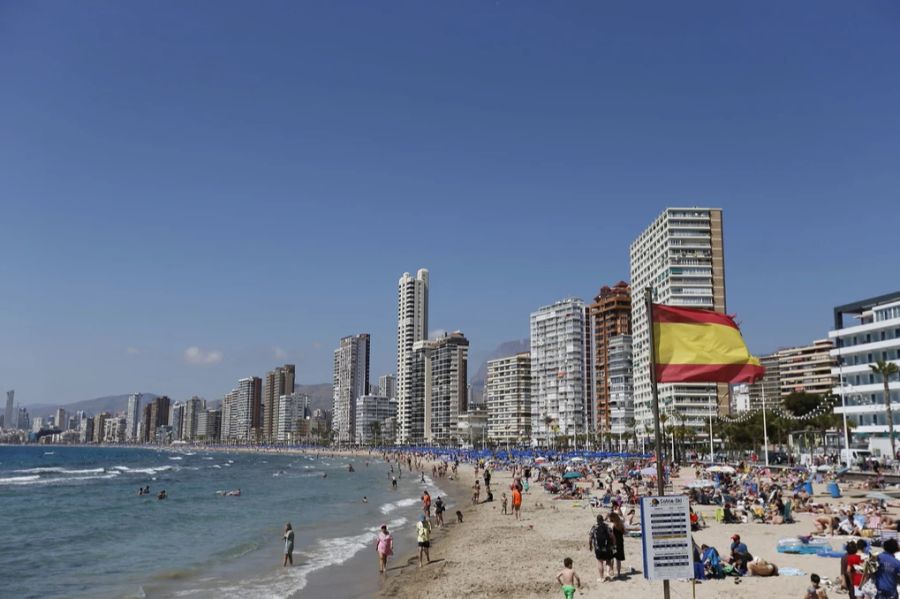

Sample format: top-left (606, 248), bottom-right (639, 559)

top-left (871, 360), bottom-right (900, 459)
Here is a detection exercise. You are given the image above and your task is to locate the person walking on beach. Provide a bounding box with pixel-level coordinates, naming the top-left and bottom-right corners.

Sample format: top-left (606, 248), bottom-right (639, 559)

top-left (376, 524), bottom-right (393, 574)
top-left (556, 557), bottom-right (582, 599)
top-left (609, 511), bottom-right (626, 579)
top-left (434, 496), bottom-right (446, 528)
top-left (283, 523), bottom-right (294, 567)
top-left (416, 515), bottom-right (432, 567)
top-left (422, 490), bottom-right (432, 520)
top-left (589, 514), bottom-right (615, 582)
top-left (512, 485), bottom-right (522, 520)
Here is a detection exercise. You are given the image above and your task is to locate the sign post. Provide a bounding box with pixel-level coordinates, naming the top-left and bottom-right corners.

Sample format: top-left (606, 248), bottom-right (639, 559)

top-left (640, 494), bottom-right (694, 581)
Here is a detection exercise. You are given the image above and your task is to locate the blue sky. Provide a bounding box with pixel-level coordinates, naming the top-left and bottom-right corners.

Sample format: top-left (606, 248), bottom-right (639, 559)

top-left (2, 1), bottom-right (899, 406)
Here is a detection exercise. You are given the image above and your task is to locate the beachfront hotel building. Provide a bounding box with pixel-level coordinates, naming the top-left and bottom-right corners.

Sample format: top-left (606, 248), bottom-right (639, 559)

top-left (530, 298), bottom-right (586, 446)
top-left (777, 339), bottom-right (836, 397)
top-left (355, 394), bottom-right (397, 444)
top-left (332, 334), bottom-right (371, 444)
top-left (221, 378), bottom-right (262, 443)
top-left (125, 393), bottom-right (142, 442)
top-left (630, 207), bottom-right (728, 440)
top-left (486, 352), bottom-right (531, 445)
top-left (396, 269), bottom-right (429, 445)
top-left (409, 332), bottom-right (470, 445)
top-left (584, 282), bottom-right (632, 438)
top-left (263, 364), bottom-right (295, 442)
top-left (379, 374), bottom-right (396, 400)
top-left (830, 291), bottom-right (900, 452)
top-left (606, 335), bottom-right (635, 442)
top-left (276, 392), bottom-right (310, 442)
top-left (55, 408), bottom-right (67, 432)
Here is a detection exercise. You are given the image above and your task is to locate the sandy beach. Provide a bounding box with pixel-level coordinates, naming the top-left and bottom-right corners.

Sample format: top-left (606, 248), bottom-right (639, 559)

top-left (378, 461), bottom-right (876, 599)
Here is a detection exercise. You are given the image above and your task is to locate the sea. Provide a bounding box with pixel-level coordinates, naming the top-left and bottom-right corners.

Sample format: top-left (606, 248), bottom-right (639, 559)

top-left (0, 445), bottom-right (445, 599)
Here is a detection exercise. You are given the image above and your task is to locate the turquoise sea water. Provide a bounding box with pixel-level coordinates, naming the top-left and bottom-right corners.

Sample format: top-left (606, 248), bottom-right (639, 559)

top-left (0, 446), bottom-right (441, 598)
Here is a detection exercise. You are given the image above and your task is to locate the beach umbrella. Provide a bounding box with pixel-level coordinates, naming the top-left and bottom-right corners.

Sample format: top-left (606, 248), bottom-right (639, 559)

top-left (534, 457), bottom-right (547, 464)
top-left (640, 467), bottom-right (658, 477)
top-left (569, 457), bottom-right (585, 462)
top-left (563, 471), bottom-right (583, 479)
top-left (865, 492), bottom-right (894, 502)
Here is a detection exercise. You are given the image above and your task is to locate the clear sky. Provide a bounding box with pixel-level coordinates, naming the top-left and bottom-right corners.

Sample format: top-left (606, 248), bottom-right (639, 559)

top-left (2, 1), bottom-right (899, 406)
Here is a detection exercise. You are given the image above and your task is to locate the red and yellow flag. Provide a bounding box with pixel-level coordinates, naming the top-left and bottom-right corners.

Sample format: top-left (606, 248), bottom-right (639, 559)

top-left (652, 304), bottom-right (764, 384)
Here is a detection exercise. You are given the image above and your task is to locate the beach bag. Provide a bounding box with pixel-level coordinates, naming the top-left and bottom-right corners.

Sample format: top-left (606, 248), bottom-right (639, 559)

top-left (858, 553), bottom-right (879, 597)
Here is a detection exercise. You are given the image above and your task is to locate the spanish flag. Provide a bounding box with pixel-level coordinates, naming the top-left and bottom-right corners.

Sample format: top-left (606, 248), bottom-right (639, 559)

top-left (653, 304), bottom-right (764, 384)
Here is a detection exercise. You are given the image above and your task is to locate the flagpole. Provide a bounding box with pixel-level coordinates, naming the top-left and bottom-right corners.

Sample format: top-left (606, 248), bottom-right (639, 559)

top-left (762, 383), bottom-right (770, 467)
top-left (645, 287), bottom-right (671, 599)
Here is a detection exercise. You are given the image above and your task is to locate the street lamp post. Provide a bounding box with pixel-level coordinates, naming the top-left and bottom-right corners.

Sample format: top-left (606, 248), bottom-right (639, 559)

top-left (305, 415), bottom-right (311, 446)
top-left (838, 350), bottom-right (852, 468)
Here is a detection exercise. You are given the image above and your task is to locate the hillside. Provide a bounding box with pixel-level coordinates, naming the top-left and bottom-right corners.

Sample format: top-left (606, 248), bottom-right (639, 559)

top-left (27, 394), bottom-right (160, 419)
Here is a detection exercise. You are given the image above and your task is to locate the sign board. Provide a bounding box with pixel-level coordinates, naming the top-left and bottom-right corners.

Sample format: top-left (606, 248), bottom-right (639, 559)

top-left (640, 495), bottom-right (693, 581)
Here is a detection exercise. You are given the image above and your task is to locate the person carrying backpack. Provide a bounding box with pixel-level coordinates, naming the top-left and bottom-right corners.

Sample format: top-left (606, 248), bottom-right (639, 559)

top-left (589, 514), bottom-right (615, 582)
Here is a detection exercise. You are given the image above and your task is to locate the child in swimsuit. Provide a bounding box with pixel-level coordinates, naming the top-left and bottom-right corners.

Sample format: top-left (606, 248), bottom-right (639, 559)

top-left (556, 557), bottom-right (581, 599)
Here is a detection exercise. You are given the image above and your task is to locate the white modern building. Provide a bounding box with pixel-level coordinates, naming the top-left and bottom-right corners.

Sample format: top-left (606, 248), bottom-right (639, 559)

top-left (831, 292), bottom-right (900, 454)
top-left (277, 392), bottom-right (310, 442)
top-left (355, 394), bottom-right (396, 445)
top-left (606, 335), bottom-right (635, 440)
top-left (396, 269), bottom-right (429, 445)
top-left (486, 353), bottom-right (531, 445)
top-left (379, 374), bottom-right (397, 400)
top-left (332, 334), bottom-right (370, 444)
top-left (530, 298), bottom-right (586, 446)
top-left (630, 207), bottom-right (727, 438)
top-left (222, 377), bottom-right (261, 442)
top-left (125, 393), bottom-right (142, 442)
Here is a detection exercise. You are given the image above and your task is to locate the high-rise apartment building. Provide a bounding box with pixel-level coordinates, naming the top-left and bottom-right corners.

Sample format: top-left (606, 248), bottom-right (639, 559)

top-left (486, 353), bottom-right (531, 445)
top-left (606, 335), bottom-right (634, 440)
top-left (263, 364), bottom-right (296, 441)
top-left (379, 374), bottom-right (396, 400)
top-left (222, 377), bottom-right (262, 443)
top-left (276, 392), bottom-right (310, 442)
top-left (630, 207), bottom-right (727, 437)
top-left (396, 269), bottom-right (429, 445)
top-left (197, 408), bottom-right (221, 442)
top-left (171, 403), bottom-right (185, 441)
top-left (4, 390), bottom-right (14, 431)
top-left (94, 412), bottom-right (110, 443)
top-left (332, 334), bottom-right (371, 444)
top-left (142, 396), bottom-right (171, 442)
top-left (182, 396), bottom-right (205, 441)
top-left (55, 408), bottom-right (68, 432)
top-left (584, 282), bottom-right (632, 436)
top-left (831, 292), bottom-right (900, 451)
top-left (355, 394), bottom-right (397, 445)
top-left (411, 332), bottom-right (468, 445)
top-left (777, 339), bottom-right (836, 397)
top-left (530, 298), bottom-right (586, 446)
top-left (125, 393), bottom-right (142, 442)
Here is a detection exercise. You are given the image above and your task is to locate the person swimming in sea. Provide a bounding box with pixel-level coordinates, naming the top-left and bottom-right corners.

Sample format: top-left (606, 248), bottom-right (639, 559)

top-left (157, 490), bottom-right (167, 500)
top-left (363, 496), bottom-right (368, 503)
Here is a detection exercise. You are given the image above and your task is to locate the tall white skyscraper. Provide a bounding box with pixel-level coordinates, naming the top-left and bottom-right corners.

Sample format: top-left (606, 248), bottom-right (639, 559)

top-left (396, 268), bottom-right (428, 445)
top-left (332, 334), bottom-right (370, 444)
top-left (125, 393), bottom-right (142, 442)
top-left (629, 207), bottom-right (726, 437)
top-left (5, 390), bottom-right (15, 431)
top-left (277, 392), bottom-right (310, 442)
top-left (379, 374), bottom-right (396, 400)
top-left (530, 298), bottom-right (586, 446)
top-left (486, 353), bottom-right (531, 445)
